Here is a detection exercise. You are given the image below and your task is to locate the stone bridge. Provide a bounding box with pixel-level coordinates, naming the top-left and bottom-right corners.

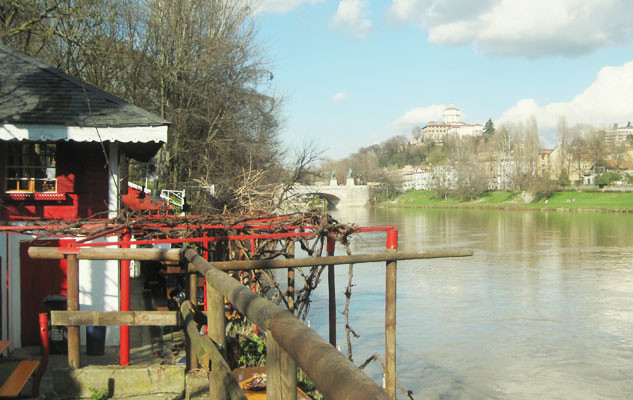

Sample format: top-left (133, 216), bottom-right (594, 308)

top-left (293, 179), bottom-right (370, 208)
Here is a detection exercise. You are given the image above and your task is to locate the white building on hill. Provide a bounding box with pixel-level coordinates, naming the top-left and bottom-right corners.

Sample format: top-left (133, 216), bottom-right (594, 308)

top-left (605, 122), bottom-right (633, 145)
top-left (398, 164), bottom-right (456, 191)
top-left (419, 102), bottom-right (483, 144)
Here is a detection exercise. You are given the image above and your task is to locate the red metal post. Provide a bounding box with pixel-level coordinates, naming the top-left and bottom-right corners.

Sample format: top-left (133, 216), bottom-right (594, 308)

top-left (327, 236), bottom-right (336, 347)
top-left (203, 232), bottom-right (209, 335)
top-left (385, 228), bottom-right (398, 398)
top-left (120, 228), bottom-right (131, 366)
top-left (31, 313), bottom-right (49, 397)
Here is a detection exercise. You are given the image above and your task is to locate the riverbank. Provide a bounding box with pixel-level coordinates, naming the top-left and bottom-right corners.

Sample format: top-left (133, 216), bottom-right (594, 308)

top-left (384, 190), bottom-right (633, 212)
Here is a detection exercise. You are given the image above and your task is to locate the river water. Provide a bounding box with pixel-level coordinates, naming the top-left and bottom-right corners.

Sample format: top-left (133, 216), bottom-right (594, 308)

top-left (304, 207), bottom-right (633, 399)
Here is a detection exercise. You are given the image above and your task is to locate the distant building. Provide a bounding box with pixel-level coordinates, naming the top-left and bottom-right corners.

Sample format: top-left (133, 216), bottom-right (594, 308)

top-left (605, 122), bottom-right (633, 145)
top-left (398, 165), bottom-right (434, 190)
top-left (418, 102), bottom-right (483, 144)
top-left (398, 164), bottom-right (456, 191)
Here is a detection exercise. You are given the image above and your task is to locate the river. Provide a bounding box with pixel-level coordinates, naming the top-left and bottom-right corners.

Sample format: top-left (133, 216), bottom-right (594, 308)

top-left (304, 207), bottom-right (633, 399)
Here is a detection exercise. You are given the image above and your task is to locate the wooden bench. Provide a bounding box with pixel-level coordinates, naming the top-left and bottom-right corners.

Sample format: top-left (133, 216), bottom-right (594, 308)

top-left (0, 340), bottom-right (41, 398)
top-left (0, 360), bottom-right (40, 398)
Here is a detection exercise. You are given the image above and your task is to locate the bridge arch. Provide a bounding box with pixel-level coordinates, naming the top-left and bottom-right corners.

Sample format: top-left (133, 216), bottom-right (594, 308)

top-left (292, 184), bottom-right (369, 208)
top-left (304, 192), bottom-right (341, 209)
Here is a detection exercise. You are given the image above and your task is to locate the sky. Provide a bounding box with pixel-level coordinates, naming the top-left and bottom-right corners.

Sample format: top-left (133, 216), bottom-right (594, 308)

top-left (254, 0), bottom-right (633, 159)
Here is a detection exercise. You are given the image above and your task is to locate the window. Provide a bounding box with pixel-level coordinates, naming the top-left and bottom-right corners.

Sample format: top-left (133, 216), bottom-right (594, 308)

top-left (6, 143), bottom-right (57, 192)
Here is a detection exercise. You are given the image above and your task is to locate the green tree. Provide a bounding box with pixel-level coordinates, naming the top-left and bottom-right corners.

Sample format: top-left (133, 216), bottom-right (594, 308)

top-left (596, 171), bottom-right (622, 187)
top-left (484, 118), bottom-right (495, 135)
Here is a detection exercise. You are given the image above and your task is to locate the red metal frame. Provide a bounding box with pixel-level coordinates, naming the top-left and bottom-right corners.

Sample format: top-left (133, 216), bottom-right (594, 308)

top-left (2, 215), bottom-right (398, 368)
top-left (120, 229), bottom-right (131, 366)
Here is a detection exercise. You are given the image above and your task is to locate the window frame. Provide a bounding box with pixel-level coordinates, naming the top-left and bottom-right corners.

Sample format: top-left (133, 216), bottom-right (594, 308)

top-left (5, 142), bottom-right (58, 193)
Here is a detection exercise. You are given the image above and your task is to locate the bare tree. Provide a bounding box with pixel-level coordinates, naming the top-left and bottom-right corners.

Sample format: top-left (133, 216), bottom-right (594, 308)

top-left (609, 141), bottom-right (628, 170)
top-left (446, 137), bottom-right (488, 199)
top-left (569, 136), bottom-right (586, 185)
top-left (585, 128), bottom-right (607, 173)
top-left (556, 116), bottom-right (572, 175)
top-left (3, 0), bottom-right (286, 211)
top-left (492, 123), bottom-right (515, 190)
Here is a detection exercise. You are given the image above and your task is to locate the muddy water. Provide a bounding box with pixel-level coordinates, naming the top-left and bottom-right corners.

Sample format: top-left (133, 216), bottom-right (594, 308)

top-left (304, 208), bottom-right (633, 399)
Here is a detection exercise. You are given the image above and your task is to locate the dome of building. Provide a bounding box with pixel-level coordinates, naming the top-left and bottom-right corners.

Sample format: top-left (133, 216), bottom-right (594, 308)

top-left (443, 101), bottom-right (462, 124)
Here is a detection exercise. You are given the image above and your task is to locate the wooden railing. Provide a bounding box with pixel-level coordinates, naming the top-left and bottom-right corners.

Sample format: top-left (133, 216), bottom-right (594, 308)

top-left (29, 246), bottom-right (473, 399)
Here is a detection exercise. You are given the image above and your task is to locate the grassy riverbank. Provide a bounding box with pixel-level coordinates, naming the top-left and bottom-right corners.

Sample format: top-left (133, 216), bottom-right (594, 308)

top-left (387, 190), bottom-right (633, 212)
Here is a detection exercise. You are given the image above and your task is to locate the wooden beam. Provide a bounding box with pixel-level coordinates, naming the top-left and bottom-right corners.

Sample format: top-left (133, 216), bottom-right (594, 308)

top-left (28, 247), bottom-right (182, 261)
top-left (29, 247), bottom-right (474, 270)
top-left (51, 311), bottom-right (179, 326)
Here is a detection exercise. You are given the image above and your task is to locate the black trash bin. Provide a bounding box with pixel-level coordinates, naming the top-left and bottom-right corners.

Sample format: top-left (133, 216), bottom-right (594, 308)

top-left (86, 326), bottom-right (106, 356)
top-left (43, 295), bottom-right (67, 354)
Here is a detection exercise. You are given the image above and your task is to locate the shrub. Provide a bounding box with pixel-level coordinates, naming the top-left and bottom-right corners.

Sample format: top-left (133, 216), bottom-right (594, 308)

top-left (596, 171), bottom-right (622, 187)
top-left (558, 169), bottom-right (570, 187)
top-left (531, 178), bottom-right (560, 200)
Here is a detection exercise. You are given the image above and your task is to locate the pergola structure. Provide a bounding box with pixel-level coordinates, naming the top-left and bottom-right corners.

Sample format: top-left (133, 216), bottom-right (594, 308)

top-left (2, 211), bottom-right (474, 398)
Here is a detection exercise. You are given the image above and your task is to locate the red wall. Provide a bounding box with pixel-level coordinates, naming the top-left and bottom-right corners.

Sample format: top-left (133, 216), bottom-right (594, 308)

top-left (19, 239), bottom-right (68, 345)
top-left (1, 142), bottom-right (111, 220)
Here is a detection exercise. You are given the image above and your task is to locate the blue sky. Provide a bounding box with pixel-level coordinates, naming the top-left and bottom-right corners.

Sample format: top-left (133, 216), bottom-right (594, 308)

top-left (255, 0), bottom-right (633, 158)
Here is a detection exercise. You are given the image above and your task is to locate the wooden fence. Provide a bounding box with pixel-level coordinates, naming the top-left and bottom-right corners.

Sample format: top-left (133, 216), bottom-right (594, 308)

top-left (29, 246), bottom-right (473, 399)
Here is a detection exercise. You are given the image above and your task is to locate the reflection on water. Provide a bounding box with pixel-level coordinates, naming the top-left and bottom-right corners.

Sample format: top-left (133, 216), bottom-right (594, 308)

top-left (305, 208), bottom-right (633, 399)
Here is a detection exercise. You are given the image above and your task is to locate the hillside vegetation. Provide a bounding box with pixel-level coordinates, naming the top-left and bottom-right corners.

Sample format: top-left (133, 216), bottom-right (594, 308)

top-left (390, 190), bottom-right (633, 211)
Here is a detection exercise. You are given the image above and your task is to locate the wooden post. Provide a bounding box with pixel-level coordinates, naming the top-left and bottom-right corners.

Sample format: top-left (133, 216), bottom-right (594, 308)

top-left (267, 331), bottom-right (297, 400)
top-left (385, 230), bottom-right (398, 398)
top-left (181, 301), bottom-right (246, 400)
top-left (66, 253), bottom-right (80, 369)
top-left (287, 241), bottom-right (295, 312)
top-left (187, 265), bottom-right (198, 371)
top-left (326, 237), bottom-right (336, 347)
top-left (206, 272), bottom-right (226, 358)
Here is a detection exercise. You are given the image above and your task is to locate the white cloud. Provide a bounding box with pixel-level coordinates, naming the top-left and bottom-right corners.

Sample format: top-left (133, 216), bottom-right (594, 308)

top-left (497, 61), bottom-right (633, 143)
top-left (388, 0), bottom-right (633, 57)
top-left (332, 0), bottom-right (372, 39)
top-left (392, 104), bottom-right (446, 132)
top-left (332, 92), bottom-right (349, 102)
top-left (255, 0), bottom-right (321, 14)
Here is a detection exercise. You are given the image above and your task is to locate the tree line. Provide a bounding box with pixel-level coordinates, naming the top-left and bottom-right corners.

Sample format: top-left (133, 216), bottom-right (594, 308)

top-left (318, 115), bottom-right (633, 201)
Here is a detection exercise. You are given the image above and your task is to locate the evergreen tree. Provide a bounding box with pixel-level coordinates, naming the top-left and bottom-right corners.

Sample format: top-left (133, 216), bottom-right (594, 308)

top-left (484, 118), bottom-right (495, 135)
